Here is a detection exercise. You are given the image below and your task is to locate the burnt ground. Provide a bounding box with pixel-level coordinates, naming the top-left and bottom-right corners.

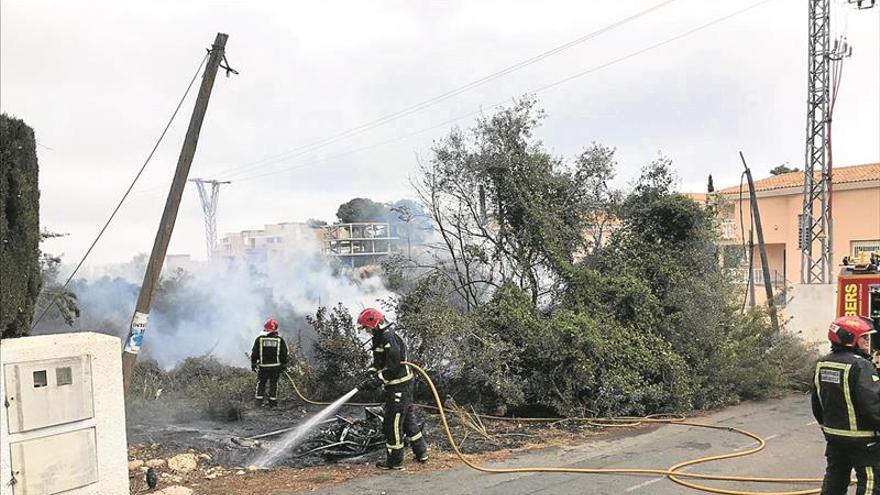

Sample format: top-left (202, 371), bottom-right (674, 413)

top-left (126, 399), bottom-right (639, 495)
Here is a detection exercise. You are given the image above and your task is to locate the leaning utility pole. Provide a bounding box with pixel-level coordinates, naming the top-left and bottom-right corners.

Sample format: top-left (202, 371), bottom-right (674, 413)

top-left (742, 152), bottom-right (779, 333)
top-left (189, 178), bottom-right (230, 258)
top-left (122, 33), bottom-right (230, 389)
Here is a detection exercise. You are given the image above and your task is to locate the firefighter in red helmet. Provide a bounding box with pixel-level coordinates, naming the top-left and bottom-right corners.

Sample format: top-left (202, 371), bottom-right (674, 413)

top-left (251, 318), bottom-right (289, 407)
top-left (356, 307), bottom-right (429, 469)
top-left (812, 316), bottom-right (880, 494)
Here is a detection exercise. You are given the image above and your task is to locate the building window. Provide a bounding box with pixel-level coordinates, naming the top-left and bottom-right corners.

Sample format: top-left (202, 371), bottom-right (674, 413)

top-left (56, 366), bottom-right (73, 386)
top-left (852, 240), bottom-right (880, 257)
top-left (33, 370), bottom-right (48, 388)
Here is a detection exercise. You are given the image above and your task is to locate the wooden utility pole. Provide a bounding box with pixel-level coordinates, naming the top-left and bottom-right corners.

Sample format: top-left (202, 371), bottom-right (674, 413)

top-left (748, 228), bottom-right (756, 309)
top-left (122, 33), bottom-right (229, 390)
top-left (740, 152), bottom-right (780, 333)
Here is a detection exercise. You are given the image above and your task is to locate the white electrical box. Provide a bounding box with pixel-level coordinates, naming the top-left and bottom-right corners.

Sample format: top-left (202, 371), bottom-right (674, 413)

top-left (9, 427), bottom-right (99, 495)
top-left (0, 333), bottom-right (129, 495)
top-left (4, 355), bottom-right (94, 433)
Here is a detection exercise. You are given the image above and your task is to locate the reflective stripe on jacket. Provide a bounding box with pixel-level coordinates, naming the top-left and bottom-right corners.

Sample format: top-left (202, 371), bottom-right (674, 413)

top-left (811, 348), bottom-right (880, 443)
top-left (251, 333), bottom-right (289, 368)
top-left (368, 325), bottom-right (413, 388)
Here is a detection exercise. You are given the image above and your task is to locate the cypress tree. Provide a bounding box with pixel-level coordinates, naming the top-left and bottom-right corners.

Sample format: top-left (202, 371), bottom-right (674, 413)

top-left (1, 114), bottom-right (42, 338)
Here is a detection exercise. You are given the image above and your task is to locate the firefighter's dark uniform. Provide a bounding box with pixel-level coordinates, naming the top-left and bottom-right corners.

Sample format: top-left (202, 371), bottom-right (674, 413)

top-left (812, 345), bottom-right (880, 495)
top-left (251, 331), bottom-right (289, 406)
top-left (363, 325), bottom-right (428, 467)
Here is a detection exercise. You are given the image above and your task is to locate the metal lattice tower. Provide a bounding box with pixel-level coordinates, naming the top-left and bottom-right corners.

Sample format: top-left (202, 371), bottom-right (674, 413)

top-left (800, 0), bottom-right (832, 284)
top-left (189, 178), bottom-right (230, 257)
top-left (800, 0), bottom-right (873, 284)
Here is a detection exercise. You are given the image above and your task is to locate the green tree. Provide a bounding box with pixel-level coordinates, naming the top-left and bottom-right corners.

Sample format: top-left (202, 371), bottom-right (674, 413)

top-left (0, 114), bottom-right (42, 338)
top-left (414, 95), bottom-right (593, 307)
top-left (575, 143), bottom-right (621, 253)
top-left (33, 244), bottom-right (80, 327)
top-left (578, 158), bottom-right (801, 408)
top-left (336, 198), bottom-right (389, 223)
top-left (382, 97), bottom-right (814, 416)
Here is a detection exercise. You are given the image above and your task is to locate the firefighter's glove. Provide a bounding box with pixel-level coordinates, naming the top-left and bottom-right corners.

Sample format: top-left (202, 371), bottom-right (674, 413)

top-left (357, 375), bottom-right (382, 392)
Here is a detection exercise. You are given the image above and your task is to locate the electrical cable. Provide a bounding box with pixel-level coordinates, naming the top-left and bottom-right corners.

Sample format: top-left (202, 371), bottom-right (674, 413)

top-left (827, 33), bottom-right (847, 246)
top-left (207, 0), bottom-right (681, 182)
top-left (30, 53), bottom-right (210, 330)
top-left (281, 364), bottom-right (828, 494)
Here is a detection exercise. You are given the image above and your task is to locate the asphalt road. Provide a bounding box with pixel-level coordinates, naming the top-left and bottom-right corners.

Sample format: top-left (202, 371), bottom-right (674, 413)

top-left (320, 394), bottom-right (830, 495)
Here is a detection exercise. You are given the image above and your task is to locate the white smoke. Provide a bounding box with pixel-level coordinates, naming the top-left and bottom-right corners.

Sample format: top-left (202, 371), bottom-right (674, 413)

top-left (35, 237), bottom-right (392, 369)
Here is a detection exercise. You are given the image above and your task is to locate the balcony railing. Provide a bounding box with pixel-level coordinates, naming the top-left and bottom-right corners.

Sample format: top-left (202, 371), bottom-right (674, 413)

top-left (719, 220), bottom-right (737, 240)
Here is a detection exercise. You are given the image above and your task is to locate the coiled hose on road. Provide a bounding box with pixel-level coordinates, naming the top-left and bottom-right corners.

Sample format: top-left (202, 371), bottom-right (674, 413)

top-left (283, 364), bottom-right (827, 495)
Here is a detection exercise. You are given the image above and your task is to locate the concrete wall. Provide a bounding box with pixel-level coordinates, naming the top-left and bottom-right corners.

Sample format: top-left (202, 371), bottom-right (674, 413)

top-left (784, 284), bottom-right (837, 345)
top-left (835, 186), bottom-right (880, 261)
top-left (0, 333), bottom-right (129, 494)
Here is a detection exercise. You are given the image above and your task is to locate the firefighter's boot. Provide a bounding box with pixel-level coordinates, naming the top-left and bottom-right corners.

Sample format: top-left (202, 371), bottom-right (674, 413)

top-left (376, 447), bottom-right (404, 470)
top-left (411, 434), bottom-right (428, 463)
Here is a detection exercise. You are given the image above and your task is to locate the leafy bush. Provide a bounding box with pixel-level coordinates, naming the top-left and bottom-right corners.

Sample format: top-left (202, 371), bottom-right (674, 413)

top-left (127, 357), bottom-right (255, 422)
top-left (456, 284), bottom-right (692, 417)
top-left (305, 304), bottom-right (368, 399)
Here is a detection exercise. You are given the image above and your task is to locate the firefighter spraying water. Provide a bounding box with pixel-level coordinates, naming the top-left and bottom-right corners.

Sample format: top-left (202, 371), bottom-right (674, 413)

top-left (249, 308), bottom-right (428, 470)
top-left (355, 307), bottom-right (429, 469)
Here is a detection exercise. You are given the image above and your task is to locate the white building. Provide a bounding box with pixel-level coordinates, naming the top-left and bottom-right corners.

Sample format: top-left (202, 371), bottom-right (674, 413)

top-left (217, 221), bottom-right (405, 271)
top-left (217, 222), bottom-right (323, 271)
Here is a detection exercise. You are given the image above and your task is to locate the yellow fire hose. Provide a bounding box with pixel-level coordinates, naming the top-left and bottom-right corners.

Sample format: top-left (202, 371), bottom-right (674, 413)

top-left (283, 365), bottom-right (827, 495)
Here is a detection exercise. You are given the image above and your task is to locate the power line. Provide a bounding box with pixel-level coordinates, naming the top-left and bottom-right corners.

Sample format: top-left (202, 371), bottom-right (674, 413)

top-left (31, 53), bottom-right (209, 330)
top-left (529, 0), bottom-right (775, 94)
top-left (206, 0), bottom-right (778, 185)
top-left (209, 0), bottom-right (680, 181)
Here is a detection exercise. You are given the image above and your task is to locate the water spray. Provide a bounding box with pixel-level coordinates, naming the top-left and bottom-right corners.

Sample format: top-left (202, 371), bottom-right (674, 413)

top-left (251, 388), bottom-right (360, 469)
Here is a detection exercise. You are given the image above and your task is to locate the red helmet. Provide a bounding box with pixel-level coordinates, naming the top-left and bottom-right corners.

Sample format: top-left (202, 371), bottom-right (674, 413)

top-left (828, 316), bottom-right (875, 347)
top-left (357, 308), bottom-right (384, 330)
top-left (263, 318), bottom-right (279, 332)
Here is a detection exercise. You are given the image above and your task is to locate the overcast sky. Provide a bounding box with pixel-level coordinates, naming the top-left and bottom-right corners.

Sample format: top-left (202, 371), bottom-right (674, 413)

top-left (2, 0), bottom-right (878, 266)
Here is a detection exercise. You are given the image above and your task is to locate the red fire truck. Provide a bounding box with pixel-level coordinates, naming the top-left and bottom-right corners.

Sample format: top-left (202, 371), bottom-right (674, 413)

top-left (837, 251), bottom-right (880, 353)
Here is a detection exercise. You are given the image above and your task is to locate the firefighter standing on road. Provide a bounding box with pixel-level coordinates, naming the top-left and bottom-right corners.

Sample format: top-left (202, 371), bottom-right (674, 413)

top-left (812, 316), bottom-right (880, 495)
top-left (356, 308), bottom-right (429, 470)
top-left (251, 318), bottom-right (289, 408)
